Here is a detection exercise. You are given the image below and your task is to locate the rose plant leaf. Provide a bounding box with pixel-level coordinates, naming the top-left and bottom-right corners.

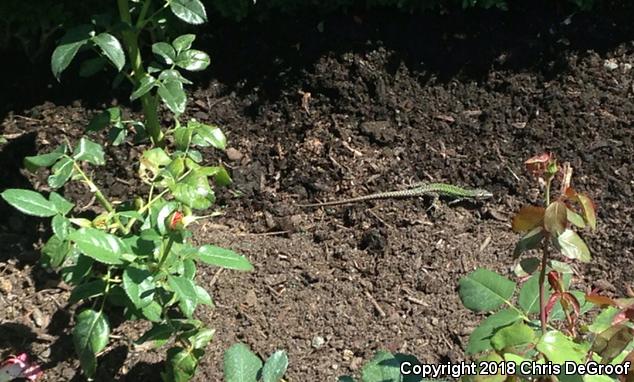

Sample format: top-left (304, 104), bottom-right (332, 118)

top-left (459, 269), bottom-right (516, 312)
top-left (68, 228), bottom-right (126, 265)
top-left (92, 32), bottom-right (125, 71)
top-left (73, 309), bottom-right (110, 378)
top-left (553, 229), bottom-right (591, 262)
top-left (512, 206), bottom-right (545, 233)
top-left (196, 245), bottom-right (253, 271)
top-left (544, 200), bottom-right (567, 236)
top-left (261, 350), bottom-right (288, 382)
top-left (170, 0), bottom-right (208, 25)
top-left (1, 189), bottom-right (58, 217)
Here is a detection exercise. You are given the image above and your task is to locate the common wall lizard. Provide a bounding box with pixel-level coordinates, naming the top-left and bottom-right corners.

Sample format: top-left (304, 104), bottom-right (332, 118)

top-left (299, 182), bottom-right (493, 207)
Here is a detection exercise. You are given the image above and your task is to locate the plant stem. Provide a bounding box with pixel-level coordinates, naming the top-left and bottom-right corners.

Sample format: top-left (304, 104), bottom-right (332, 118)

top-left (117, 0), bottom-right (164, 147)
top-left (157, 236), bottom-right (175, 270)
top-left (538, 243), bottom-right (549, 334)
top-left (72, 162), bottom-right (114, 213)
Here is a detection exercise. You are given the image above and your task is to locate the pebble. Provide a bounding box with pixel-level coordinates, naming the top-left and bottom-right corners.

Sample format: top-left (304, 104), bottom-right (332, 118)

top-left (604, 59), bottom-right (618, 71)
top-left (311, 336), bottom-right (325, 349)
top-left (226, 147), bottom-right (243, 161)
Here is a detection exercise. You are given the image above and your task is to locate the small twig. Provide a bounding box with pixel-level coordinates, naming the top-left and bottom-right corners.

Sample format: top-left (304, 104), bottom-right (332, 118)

top-left (341, 140), bottom-right (363, 157)
top-left (238, 230), bottom-right (290, 237)
top-left (208, 268), bottom-right (224, 288)
top-left (77, 195), bottom-right (97, 212)
top-left (365, 291), bottom-right (386, 318)
top-left (479, 235), bottom-right (492, 252)
top-left (405, 295), bottom-right (429, 307)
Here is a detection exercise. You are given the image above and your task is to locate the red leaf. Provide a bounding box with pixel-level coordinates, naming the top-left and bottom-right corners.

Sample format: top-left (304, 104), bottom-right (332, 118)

top-left (525, 152), bottom-right (554, 177)
top-left (548, 271), bottom-right (564, 293)
top-left (545, 292), bottom-right (562, 321)
top-left (586, 293), bottom-right (618, 307)
top-left (512, 206), bottom-right (545, 233)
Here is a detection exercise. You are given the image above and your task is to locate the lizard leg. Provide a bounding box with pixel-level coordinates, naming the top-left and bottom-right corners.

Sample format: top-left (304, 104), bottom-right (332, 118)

top-left (448, 198), bottom-right (465, 206)
top-left (426, 193), bottom-right (441, 213)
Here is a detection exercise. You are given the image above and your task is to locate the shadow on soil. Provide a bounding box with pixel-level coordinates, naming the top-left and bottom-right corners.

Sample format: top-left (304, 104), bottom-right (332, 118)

top-left (1, 0), bottom-right (634, 121)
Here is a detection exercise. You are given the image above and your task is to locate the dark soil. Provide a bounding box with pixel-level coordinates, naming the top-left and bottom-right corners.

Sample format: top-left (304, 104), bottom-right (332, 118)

top-left (1, 2), bottom-right (634, 381)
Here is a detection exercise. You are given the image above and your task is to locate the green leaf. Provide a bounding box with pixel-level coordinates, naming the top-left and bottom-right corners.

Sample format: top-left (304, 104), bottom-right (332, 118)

top-left (588, 307), bottom-right (621, 334)
top-left (474, 353), bottom-right (507, 382)
top-left (123, 266), bottom-right (155, 309)
top-left (467, 309), bottom-right (522, 354)
top-left (69, 279), bottom-right (107, 304)
top-left (130, 75), bottom-right (157, 101)
top-left (51, 25), bottom-right (93, 80)
top-left (169, 172), bottom-right (214, 210)
top-left (191, 121), bottom-right (227, 149)
top-left (152, 42), bottom-right (176, 65)
top-left (490, 321), bottom-right (535, 351)
top-left (24, 150), bottom-right (64, 170)
top-left (189, 328), bottom-right (215, 349)
top-left (61, 254), bottom-right (93, 285)
top-left (87, 110), bottom-right (111, 132)
top-left (68, 228), bottom-right (125, 265)
top-left (187, 150), bottom-right (202, 163)
top-left (52, 214), bottom-right (71, 240)
top-left (92, 33), bottom-right (125, 71)
top-left (48, 157), bottom-right (74, 188)
top-left (544, 201), bottom-right (567, 236)
top-left (158, 80), bottom-right (187, 115)
top-left (223, 343), bottom-right (263, 382)
top-left (168, 276), bottom-right (199, 318)
top-left (553, 229), bottom-right (591, 262)
top-left (194, 285), bottom-right (213, 306)
top-left (172, 34), bottom-right (196, 53)
top-left (140, 147), bottom-right (171, 178)
top-left (360, 351), bottom-right (402, 382)
top-left (536, 331), bottom-right (589, 364)
top-left (176, 49), bottom-right (210, 71)
top-left (459, 269), bottom-right (516, 312)
top-left (136, 323), bottom-right (172, 346)
top-left (262, 350), bottom-right (288, 382)
top-left (49, 192), bottom-right (74, 215)
top-left (513, 227), bottom-right (545, 257)
top-left (1, 189), bottom-right (58, 217)
top-left (518, 274), bottom-right (541, 314)
top-left (73, 309), bottom-right (110, 378)
top-left (174, 126), bottom-right (194, 151)
top-left (514, 257), bottom-right (540, 277)
top-left (142, 301), bottom-right (163, 322)
top-left (159, 69), bottom-right (192, 84)
top-left (165, 347), bottom-right (199, 381)
top-left (170, 0), bottom-right (208, 25)
top-left (567, 208), bottom-right (586, 229)
top-left (197, 245), bottom-right (253, 271)
top-left (73, 138), bottom-right (105, 165)
top-left (42, 235), bottom-right (72, 268)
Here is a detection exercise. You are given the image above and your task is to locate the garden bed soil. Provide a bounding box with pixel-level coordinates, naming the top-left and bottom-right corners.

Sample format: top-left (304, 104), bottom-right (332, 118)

top-left (1, 3), bottom-right (634, 381)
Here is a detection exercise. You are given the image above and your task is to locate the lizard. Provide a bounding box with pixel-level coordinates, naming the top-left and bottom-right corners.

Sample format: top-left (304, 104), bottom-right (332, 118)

top-left (299, 182), bottom-right (493, 207)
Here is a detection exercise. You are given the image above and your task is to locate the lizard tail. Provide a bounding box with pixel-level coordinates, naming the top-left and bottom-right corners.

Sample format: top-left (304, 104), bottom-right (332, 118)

top-left (299, 189), bottom-right (417, 207)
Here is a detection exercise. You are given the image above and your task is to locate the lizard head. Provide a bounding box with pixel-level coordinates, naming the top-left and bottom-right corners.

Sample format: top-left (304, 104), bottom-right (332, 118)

top-left (473, 189), bottom-right (494, 199)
